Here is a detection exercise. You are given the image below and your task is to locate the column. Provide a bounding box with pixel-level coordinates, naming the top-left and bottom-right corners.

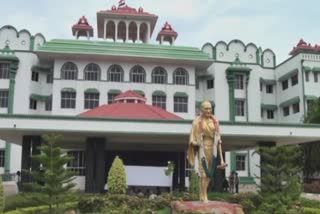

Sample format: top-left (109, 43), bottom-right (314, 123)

top-left (178, 152), bottom-right (186, 190)
top-left (160, 35), bottom-right (164, 45)
top-left (125, 21), bottom-right (129, 42)
top-left (137, 23), bottom-right (140, 43)
top-left (31, 136), bottom-right (41, 172)
top-left (147, 23), bottom-right (151, 43)
top-left (8, 60), bottom-right (19, 114)
top-left (86, 31), bottom-right (90, 40)
top-left (114, 21), bottom-right (118, 42)
top-left (4, 142), bottom-right (11, 173)
top-left (103, 19), bottom-right (107, 39)
top-left (85, 137), bottom-right (106, 193)
top-left (226, 71), bottom-right (235, 121)
top-left (21, 136), bottom-right (31, 185)
top-left (171, 37), bottom-right (175, 46)
top-left (75, 31), bottom-right (79, 39)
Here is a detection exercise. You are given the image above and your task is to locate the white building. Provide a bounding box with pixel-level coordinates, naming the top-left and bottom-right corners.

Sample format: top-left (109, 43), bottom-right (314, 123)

top-left (0, 3), bottom-right (320, 191)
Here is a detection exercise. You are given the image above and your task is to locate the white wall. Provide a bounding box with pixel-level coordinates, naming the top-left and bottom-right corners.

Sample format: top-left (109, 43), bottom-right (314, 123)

top-left (52, 59), bottom-right (196, 119)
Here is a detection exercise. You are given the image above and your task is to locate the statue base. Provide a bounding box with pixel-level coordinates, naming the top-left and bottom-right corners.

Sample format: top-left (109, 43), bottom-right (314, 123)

top-left (171, 200), bottom-right (244, 214)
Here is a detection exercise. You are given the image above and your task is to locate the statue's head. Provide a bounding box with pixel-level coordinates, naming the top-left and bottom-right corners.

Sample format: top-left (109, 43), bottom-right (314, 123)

top-left (201, 100), bottom-right (212, 118)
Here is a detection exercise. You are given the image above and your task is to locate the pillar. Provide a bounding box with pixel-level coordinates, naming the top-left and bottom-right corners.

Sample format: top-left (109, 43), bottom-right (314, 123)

top-left (104, 19), bottom-right (107, 39)
top-left (137, 23), bottom-right (140, 43)
top-left (115, 21), bottom-right (118, 42)
top-left (85, 137), bottom-right (106, 193)
top-left (125, 21), bottom-right (129, 42)
top-left (178, 152), bottom-right (186, 190)
top-left (147, 23), bottom-right (151, 43)
top-left (21, 136), bottom-right (32, 184)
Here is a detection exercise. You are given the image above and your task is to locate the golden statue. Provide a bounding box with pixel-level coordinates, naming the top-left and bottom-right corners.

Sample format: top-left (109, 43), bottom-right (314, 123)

top-left (187, 100), bottom-right (227, 203)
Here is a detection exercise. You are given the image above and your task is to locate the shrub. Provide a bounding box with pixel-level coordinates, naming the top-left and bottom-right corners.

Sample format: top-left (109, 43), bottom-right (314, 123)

top-left (0, 177), bottom-right (4, 213)
top-left (78, 196), bottom-right (105, 213)
top-left (188, 170), bottom-right (199, 199)
top-left (304, 207), bottom-right (320, 214)
top-left (301, 198), bottom-right (320, 209)
top-left (4, 202), bottom-right (77, 214)
top-left (107, 156), bottom-right (127, 194)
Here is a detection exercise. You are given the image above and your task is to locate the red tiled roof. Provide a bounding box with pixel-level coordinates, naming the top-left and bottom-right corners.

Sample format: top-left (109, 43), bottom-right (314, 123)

top-left (289, 39), bottom-right (320, 55)
top-left (156, 22), bottom-right (178, 42)
top-left (72, 16), bottom-right (93, 37)
top-left (79, 103), bottom-right (182, 120)
top-left (114, 90), bottom-right (146, 102)
top-left (100, 5), bottom-right (156, 17)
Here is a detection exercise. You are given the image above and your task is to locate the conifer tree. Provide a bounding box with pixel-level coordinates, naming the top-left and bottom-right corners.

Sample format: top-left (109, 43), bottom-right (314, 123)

top-left (256, 145), bottom-right (302, 213)
top-left (28, 134), bottom-right (75, 213)
top-left (107, 156), bottom-right (127, 194)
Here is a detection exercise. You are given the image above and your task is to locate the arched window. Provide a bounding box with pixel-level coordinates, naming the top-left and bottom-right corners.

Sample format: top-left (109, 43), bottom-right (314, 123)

top-left (84, 63), bottom-right (101, 81)
top-left (61, 62), bottom-right (78, 80)
top-left (152, 67), bottom-right (167, 84)
top-left (130, 65), bottom-right (146, 83)
top-left (107, 64), bottom-right (124, 82)
top-left (173, 68), bottom-right (189, 85)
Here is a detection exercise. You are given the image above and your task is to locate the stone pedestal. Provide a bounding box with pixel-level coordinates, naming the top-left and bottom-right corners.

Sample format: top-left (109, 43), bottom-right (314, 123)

top-left (171, 201), bottom-right (244, 214)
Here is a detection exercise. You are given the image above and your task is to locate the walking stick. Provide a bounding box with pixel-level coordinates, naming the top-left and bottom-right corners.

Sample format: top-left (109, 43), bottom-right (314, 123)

top-left (217, 142), bottom-right (228, 169)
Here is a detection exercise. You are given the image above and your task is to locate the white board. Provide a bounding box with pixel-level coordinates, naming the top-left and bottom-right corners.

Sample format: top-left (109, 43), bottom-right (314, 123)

top-left (125, 165), bottom-right (172, 187)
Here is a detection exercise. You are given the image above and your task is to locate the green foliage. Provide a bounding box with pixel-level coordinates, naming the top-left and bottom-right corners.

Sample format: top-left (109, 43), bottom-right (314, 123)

top-left (301, 198), bottom-right (320, 209)
top-left (302, 97), bottom-right (320, 181)
top-left (304, 97), bottom-right (320, 123)
top-left (188, 170), bottom-right (199, 199)
top-left (0, 177), bottom-right (4, 213)
top-left (78, 195), bottom-right (105, 213)
top-left (228, 192), bottom-right (262, 214)
top-left (304, 207), bottom-right (320, 214)
top-left (26, 134), bottom-right (75, 213)
top-left (3, 202), bottom-right (77, 214)
top-left (164, 161), bottom-right (175, 176)
top-left (256, 145), bottom-right (303, 213)
top-left (107, 156), bottom-right (127, 194)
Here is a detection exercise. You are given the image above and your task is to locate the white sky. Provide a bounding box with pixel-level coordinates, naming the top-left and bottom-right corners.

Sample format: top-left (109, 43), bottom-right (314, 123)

top-left (1, 0), bottom-right (319, 63)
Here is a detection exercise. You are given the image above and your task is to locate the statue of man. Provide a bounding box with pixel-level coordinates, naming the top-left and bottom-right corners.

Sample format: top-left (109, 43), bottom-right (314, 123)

top-left (187, 100), bottom-right (226, 203)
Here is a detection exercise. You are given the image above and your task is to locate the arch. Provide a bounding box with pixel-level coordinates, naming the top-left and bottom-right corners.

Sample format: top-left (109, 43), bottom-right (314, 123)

top-left (245, 42), bottom-right (258, 52)
top-left (139, 23), bottom-right (148, 43)
top-left (84, 63), bottom-right (101, 81)
top-left (151, 66), bottom-right (167, 84)
top-left (106, 21), bottom-right (116, 40)
top-left (117, 21), bottom-right (126, 42)
top-left (18, 29), bottom-right (31, 38)
top-left (0, 25), bottom-right (19, 37)
top-left (262, 48), bottom-right (276, 56)
top-left (107, 64), bottom-right (124, 82)
top-left (215, 40), bottom-right (228, 49)
top-left (227, 39), bottom-right (246, 51)
top-left (201, 42), bottom-right (216, 59)
top-left (34, 33), bottom-right (46, 43)
top-left (173, 68), bottom-right (189, 85)
top-left (61, 62), bottom-right (78, 80)
top-left (129, 22), bottom-right (137, 42)
top-left (130, 65), bottom-right (146, 83)
top-left (201, 42), bottom-right (215, 51)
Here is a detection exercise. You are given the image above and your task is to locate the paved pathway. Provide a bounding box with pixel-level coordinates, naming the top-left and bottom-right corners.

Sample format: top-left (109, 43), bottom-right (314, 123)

top-left (302, 193), bottom-right (320, 201)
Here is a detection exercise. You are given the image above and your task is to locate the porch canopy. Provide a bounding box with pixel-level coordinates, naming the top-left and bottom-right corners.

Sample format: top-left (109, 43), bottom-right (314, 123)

top-left (0, 114), bottom-right (320, 151)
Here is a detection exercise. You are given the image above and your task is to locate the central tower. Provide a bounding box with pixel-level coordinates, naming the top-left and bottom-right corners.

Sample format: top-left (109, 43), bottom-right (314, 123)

top-left (97, 1), bottom-right (158, 43)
